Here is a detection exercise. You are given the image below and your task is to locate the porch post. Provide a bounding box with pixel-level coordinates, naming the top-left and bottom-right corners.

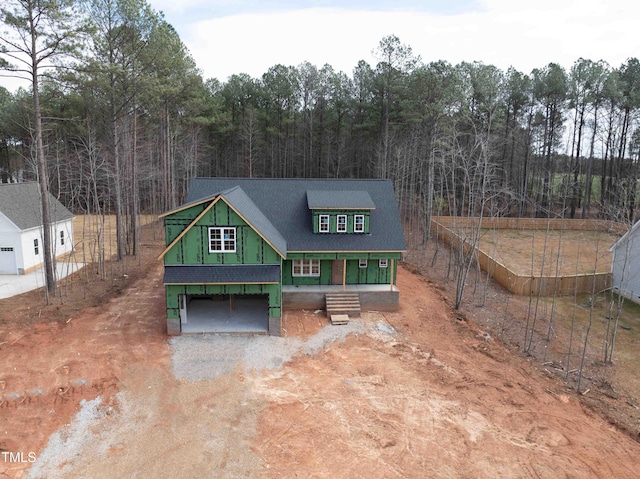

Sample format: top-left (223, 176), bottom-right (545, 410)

top-left (390, 259), bottom-right (394, 291)
top-left (342, 259), bottom-right (346, 292)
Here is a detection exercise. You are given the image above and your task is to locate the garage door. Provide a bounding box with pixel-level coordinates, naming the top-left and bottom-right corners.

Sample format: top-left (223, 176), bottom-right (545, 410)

top-left (0, 247), bottom-right (17, 275)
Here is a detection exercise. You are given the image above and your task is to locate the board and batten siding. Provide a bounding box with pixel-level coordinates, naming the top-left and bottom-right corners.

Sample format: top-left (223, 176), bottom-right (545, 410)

top-left (282, 252), bottom-right (400, 286)
top-left (163, 199), bottom-right (283, 325)
top-left (163, 200), bottom-right (281, 266)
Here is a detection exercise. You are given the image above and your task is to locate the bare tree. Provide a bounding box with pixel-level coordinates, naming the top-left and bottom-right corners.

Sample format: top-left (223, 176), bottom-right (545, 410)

top-left (0, 0), bottom-right (84, 296)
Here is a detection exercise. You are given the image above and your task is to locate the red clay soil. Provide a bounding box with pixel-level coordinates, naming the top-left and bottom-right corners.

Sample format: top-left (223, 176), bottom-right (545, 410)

top-left (1, 246), bottom-right (639, 477)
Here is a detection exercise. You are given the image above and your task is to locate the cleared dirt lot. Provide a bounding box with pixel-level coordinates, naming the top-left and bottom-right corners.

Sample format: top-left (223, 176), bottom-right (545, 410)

top-left (475, 229), bottom-right (618, 276)
top-left (2, 244), bottom-right (640, 477)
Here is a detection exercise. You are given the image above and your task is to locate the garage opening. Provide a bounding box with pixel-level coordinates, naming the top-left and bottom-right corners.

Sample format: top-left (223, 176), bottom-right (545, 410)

top-left (179, 293), bottom-right (269, 334)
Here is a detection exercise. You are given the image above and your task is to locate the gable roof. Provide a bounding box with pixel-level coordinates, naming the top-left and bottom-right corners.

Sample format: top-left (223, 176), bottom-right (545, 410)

top-left (306, 190), bottom-right (375, 210)
top-left (181, 178), bottom-right (406, 253)
top-left (0, 182), bottom-right (74, 231)
top-left (221, 186), bottom-right (287, 257)
top-left (158, 186), bottom-right (287, 260)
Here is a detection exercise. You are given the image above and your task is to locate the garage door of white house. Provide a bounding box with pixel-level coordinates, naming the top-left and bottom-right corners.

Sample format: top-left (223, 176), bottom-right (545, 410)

top-left (0, 247), bottom-right (17, 275)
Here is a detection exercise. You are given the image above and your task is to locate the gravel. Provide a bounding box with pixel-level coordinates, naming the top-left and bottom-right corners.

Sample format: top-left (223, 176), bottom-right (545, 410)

top-left (26, 397), bottom-right (105, 479)
top-left (170, 319), bottom-right (367, 382)
top-left (26, 318), bottom-right (382, 478)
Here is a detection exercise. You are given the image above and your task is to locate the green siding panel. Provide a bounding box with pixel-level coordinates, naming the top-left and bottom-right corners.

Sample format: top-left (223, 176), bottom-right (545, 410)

top-left (164, 198), bottom-right (281, 267)
top-left (336, 253), bottom-right (363, 260)
top-left (342, 259), bottom-right (394, 285)
top-left (281, 259), bottom-right (332, 285)
top-left (304, 252), bottom-right (337, 260)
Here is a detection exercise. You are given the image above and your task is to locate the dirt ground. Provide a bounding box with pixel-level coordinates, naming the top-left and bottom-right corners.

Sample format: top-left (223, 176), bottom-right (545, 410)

top-left (476, 229), bottom-right (618, 276)
top-left (1, 228), bottom-right (640, 477)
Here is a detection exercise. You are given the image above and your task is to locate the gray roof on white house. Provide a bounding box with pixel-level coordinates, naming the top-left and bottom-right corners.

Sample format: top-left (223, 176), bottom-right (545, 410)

top-left (306, 190), bottom-right (375, 210)
top-left (0, 182), bottom-right (74, 231)
top-left (184, 178), bottom-right (406, 253)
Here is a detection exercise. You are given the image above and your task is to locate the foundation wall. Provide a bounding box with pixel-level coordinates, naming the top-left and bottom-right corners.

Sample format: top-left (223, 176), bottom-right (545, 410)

top-left (282, 290), bottom-right (400, 312)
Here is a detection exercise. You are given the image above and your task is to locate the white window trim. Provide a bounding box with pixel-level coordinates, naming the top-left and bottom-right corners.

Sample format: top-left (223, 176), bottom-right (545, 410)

top-left (319, 215), bottom-right (330, 233)
top-left (292, 259), bottom-right (321, 277)
top-left (337, 215), bottom-right (347, 233)
top-left (208, 227), bottom-right (237, 253)
top-left (359, 259), bottom-right (368, 268)
top-left (354, 214), bottom-right (365, 233)
top-left (379, 259), bottom-right (388, 268)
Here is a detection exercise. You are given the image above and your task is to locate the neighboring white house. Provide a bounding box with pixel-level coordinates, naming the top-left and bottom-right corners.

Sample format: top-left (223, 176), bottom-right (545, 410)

top-left (0, 182), bottom-right (75, 275)
top-left (609, 219), bottom-right (640, 305)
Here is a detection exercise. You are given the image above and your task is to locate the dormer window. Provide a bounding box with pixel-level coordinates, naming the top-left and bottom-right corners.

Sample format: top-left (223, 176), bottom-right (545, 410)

top-left (319, 215), bottom-right (330, 233)
top-left (307, 190), bottom-right (374, 234)
top-left (209, 227), bottom-right (236, 253)
top-left (337, 215), bottom-right (347, 233)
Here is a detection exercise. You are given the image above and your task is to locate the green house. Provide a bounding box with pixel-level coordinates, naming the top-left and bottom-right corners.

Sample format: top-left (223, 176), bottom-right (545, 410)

top-left (159, 178), bottom-right (406, 335)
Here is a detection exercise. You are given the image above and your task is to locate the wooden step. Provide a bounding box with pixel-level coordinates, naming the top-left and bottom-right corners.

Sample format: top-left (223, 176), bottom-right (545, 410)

top-left (326, 292), bottom-right (361, 318)
top-left (330, 314), bottom-right (350, 325)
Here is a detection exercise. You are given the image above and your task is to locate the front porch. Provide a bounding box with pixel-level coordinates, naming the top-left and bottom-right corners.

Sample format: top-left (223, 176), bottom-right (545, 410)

top-left (282, 283), bottom-right (400, 312)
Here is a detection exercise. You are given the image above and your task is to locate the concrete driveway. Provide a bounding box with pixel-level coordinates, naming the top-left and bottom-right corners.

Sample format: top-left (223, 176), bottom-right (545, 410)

top-left (0, 262), bottom-right (84, 299)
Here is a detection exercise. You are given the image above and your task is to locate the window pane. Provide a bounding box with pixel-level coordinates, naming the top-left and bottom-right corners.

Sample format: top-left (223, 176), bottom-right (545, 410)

top-left (319, 215), bottom-right (329, 232)
top-left (209, 227), bottom-right (235, 252)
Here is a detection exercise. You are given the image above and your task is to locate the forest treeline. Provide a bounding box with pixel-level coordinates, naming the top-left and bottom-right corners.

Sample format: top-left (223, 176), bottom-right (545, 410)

top-left (2, 0), bottom-right (640, 265)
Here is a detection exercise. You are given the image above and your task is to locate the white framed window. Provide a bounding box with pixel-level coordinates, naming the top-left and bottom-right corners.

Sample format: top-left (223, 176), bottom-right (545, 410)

top-left (208, 227), bottom-right (236, 253)
top-left (319, 215), bottom-right (330, 233)
top-left (60, 230), bottom-right (65, 246)
top-left (354, 214), bottom-right (365, 233)
top-left (337, 215), bottom-right (347, 233)
top-left (359, 259), bottom-right (368, 268)
top-left (34, 239), bottom-right (39, 255)
top-left (292, 259), bottom-right (320, 277)
top-left (379, 259), bottom-right (388, 268)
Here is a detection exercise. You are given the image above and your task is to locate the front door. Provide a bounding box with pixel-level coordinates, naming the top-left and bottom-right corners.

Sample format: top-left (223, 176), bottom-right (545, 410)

top-left (331, 260), bottom-right (344, 285)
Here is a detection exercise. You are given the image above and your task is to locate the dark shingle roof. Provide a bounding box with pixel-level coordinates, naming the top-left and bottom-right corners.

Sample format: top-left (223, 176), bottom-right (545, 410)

top-left (306, 190), bottom-right (375, 210)
top-left (163, 264), bottom-right (280, 284)
top-left (184, 178), bottom-right (406, 253)
top-left (220, 186), bottom-right (287, 257)
top-left (0, 182), bottom-right (74, 230)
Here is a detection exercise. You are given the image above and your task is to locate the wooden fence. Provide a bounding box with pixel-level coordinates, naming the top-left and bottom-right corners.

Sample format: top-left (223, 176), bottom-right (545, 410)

top-left (432, 216), bottom-right (626, 234)
top-left (431, 217), bottom-right (617, 296)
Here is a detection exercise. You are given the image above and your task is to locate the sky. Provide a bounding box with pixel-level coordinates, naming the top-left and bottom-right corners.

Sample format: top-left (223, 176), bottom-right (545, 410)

top-left (143, 0), bottom-right (640, 83)
top-left (1, 0), bottom-right (638, 93)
